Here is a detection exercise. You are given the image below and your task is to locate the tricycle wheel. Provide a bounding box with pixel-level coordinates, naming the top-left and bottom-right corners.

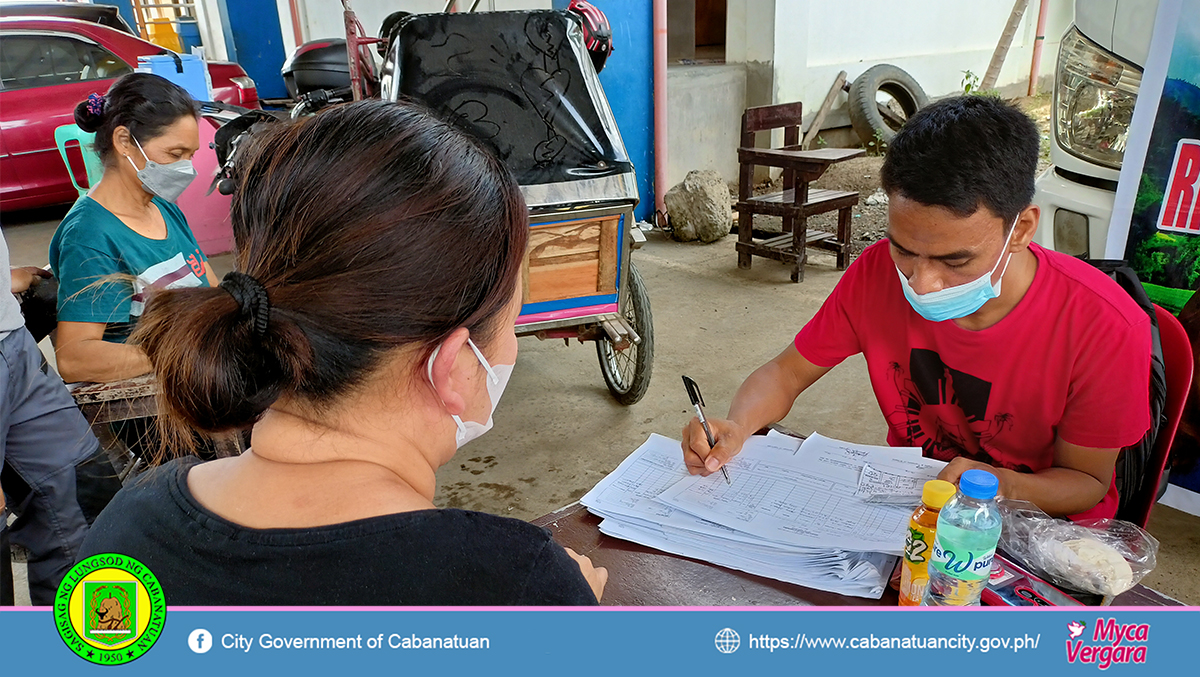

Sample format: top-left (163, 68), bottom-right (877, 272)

top-left (597, 262), bottom-right (653, 405)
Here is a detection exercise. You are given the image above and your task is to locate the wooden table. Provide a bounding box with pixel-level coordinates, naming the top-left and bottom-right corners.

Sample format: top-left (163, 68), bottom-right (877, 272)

top-left (68, 375), bottom-right (243, 479)
top-left (69, 374), bottom-right (159, 425)
top-left (532, 502), bottom-right (1183, 607)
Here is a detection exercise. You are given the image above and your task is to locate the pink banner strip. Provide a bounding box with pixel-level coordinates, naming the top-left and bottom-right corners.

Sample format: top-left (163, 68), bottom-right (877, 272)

top-left (517, 303), bottom-right (618, 326)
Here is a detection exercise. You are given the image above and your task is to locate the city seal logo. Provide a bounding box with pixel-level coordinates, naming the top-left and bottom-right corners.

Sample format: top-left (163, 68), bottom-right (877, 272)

top-left (54, 554), bottom-right (166, 665)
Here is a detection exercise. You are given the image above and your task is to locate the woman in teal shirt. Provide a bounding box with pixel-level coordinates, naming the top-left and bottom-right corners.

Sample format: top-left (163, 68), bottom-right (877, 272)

top-left (50, 73), bottom-right (216, 383)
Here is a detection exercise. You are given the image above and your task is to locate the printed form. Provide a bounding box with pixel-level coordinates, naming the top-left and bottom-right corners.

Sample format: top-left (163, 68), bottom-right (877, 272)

top-left (656, 433), bottom-right (946, 555)
top-left (582, 433), bottom-right (807, 546)
top-left (580, 433), bottom-right (898, 598)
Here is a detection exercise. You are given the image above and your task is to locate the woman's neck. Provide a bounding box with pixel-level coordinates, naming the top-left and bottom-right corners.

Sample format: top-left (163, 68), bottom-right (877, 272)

top-left (186, 396), bottom-right (454, 530)
top-left (249, 403), bottom-right (444, 504)
top-left (90, 169), bottom-right (155, 218)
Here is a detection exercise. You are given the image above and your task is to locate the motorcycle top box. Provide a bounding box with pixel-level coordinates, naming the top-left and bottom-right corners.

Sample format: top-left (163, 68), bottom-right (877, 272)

top-left (281, 39), bottom-right (353, 99)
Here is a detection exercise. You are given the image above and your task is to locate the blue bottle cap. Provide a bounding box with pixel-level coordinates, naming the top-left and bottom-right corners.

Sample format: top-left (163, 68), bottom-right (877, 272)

top-left (959, 469), bottom-right (999, 500)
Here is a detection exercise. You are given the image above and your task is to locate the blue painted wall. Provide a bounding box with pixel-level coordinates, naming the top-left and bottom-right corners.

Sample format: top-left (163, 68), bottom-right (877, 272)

top-left (221, 0), bottom-right (289, 99)
top-left (556, 0), bottom-right (654, 221)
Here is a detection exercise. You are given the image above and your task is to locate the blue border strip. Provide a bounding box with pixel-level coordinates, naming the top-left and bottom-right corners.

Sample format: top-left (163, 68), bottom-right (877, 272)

top-left (520, 293), bottom-right (619, 316)
top-left (6, 607), bottom-right (1197, 674)
top-left (520, 210), bottom-right (630, 317)
top-left (617, 213), bottom-right (626, 290)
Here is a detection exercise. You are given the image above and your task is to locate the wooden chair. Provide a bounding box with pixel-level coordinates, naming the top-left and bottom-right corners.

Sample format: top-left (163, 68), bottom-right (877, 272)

top-left (69, 376), bottom-right (166, 482)
top-left (69, 376), bottom-right (246, 482)
top-left (735, 102), bottom-right (865, 282)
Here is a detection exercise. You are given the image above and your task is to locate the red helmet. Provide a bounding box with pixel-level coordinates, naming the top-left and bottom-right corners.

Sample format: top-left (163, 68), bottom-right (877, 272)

top-left (568, 0), bottom-right (613, 73)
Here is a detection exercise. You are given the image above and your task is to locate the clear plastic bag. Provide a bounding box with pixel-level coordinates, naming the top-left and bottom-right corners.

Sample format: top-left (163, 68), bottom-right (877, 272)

top-left (997, 499), bottom-right (1159, 597)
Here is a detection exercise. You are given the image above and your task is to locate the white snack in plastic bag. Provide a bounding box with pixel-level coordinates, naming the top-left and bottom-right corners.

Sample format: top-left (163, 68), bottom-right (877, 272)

top-left (997, 499), bottom-right (1158, 599)
top-left (1042, 537), bottom-right (1135, 596)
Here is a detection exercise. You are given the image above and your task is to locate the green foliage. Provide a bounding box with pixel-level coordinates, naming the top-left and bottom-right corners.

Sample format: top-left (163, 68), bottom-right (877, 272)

top-left (960, 70), bottom-right (1001, 98)
top-left (1143, 282), bottom-right (1195, 314)
top-left (866, 129), bottom-right (888, 156)
top-left (961, 70), bottom-right (980, 94)
top-left (1133, 172), bottom-right (1166, 218)
top-left (1131, 231), bottom-right (1200, 290)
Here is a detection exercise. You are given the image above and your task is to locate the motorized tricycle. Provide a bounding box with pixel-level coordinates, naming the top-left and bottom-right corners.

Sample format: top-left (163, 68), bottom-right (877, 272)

top-left (218, 2), bottom-right (654, 404)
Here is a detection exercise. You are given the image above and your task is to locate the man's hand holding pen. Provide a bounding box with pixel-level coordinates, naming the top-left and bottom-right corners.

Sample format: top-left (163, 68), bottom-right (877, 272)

top-left (680, 416), bottom-right (750, 477)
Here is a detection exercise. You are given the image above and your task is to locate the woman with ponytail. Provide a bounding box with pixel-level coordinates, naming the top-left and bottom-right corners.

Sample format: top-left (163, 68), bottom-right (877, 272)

top-left (50, 73), bottom-right (215, 384)
top-left (77, 99), bottom-right (606, 606)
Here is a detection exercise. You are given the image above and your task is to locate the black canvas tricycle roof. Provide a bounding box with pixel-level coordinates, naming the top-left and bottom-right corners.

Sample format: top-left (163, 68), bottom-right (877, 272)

top-left (380, 10), bottom-right (638, 210)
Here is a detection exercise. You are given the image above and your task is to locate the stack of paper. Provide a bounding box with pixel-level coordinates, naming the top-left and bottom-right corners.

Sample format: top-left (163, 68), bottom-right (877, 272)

top-left (581, 432), bottom-right (947, 599)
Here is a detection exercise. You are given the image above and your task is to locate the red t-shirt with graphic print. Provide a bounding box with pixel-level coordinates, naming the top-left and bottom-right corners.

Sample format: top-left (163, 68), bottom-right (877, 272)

top-left (794, 240), bottom-right (1152, 520)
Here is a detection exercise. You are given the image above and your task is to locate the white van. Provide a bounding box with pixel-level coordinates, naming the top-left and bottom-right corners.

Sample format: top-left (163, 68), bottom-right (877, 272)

top-left (1032, 0), bottom-right (1158, 257)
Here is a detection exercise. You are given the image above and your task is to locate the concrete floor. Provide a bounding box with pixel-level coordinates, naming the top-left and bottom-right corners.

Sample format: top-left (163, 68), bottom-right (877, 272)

top-left (3, 210), bottom-right (1198, 605)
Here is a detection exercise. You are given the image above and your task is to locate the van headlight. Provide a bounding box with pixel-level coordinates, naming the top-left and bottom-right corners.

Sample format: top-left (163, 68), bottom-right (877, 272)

top-left (1054, 27), bottom-right (1142, 170)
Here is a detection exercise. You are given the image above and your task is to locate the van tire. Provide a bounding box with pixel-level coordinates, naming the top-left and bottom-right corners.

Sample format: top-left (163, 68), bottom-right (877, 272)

top-left (848, 64), bottom-right (929, 146)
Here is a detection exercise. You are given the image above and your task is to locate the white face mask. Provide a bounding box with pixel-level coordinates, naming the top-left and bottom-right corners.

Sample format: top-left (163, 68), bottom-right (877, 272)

top-left (426, 339), bottom-right (514, 448)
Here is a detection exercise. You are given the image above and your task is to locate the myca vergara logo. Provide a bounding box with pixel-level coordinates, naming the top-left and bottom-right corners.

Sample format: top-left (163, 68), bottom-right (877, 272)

top-left (54, 554), bottom-right (166, 665)
top-left (1065, 618), bottom-right (1149, 670)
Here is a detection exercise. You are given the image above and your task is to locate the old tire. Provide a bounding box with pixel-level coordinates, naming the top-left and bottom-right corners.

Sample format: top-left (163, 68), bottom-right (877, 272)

top-left (597, 263), bottom-right (653, 405)
top-left (848, 64), bottom-right (929, 146)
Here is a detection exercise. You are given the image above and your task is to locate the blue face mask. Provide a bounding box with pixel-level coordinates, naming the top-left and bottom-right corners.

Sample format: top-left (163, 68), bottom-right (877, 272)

top-left (896, 218), bottom-right (1018, 323)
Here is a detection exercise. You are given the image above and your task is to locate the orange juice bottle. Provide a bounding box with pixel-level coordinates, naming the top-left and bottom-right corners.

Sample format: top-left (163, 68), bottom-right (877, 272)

top-left (899, 480), bottom-right (957, 606)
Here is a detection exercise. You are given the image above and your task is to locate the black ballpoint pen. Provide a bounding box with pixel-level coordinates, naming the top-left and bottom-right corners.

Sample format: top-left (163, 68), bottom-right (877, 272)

top-left (682, 375), bottom-right (731, 485)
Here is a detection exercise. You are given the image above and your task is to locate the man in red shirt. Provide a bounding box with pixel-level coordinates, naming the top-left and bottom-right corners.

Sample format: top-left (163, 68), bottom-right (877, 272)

top-left (682, 96), bottom-right (1151, 520)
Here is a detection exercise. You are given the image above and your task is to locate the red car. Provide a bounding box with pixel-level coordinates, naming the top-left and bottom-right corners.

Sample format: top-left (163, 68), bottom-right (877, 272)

top-left (0, 16), bottom-right (259, 212)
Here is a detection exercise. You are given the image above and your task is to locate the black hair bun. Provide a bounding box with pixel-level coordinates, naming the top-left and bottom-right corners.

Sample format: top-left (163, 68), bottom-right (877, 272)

top-left (74, 94), bottom-right (107, 133)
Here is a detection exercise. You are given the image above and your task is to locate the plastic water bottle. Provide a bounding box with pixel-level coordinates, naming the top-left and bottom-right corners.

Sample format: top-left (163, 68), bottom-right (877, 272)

top-left (922, 469), bottom-right (1003, 606)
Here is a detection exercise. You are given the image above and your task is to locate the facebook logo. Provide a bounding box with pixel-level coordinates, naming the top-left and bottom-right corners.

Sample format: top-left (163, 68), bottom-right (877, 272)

top-left (188, 628), bottom-right (213, 654)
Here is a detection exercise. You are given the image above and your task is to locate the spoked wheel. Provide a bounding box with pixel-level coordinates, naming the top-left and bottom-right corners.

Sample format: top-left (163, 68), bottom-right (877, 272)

top-left (597, 262), bottom-right (654, 405)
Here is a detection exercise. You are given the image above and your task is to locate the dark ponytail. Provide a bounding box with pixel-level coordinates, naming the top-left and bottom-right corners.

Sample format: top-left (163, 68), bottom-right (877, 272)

top-left (74, 73), bottom-right (197, 165)
top-left (133, 286), bottom-right (312, 436)
top-left (131, 100), bottom-right (528, 458)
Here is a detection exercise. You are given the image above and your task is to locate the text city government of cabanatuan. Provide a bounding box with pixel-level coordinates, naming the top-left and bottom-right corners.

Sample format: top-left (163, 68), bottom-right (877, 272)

top-left (220, 632), bottom-right (492, 652)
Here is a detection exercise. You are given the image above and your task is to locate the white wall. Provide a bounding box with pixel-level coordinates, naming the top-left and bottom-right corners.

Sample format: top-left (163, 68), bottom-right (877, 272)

top-left (731, 0), bottom-right (1073, 132)
top-left (726, 0), bottom-right (775, 64)
top-left (667, 64), bottom-right (748, 186)
top-left (194, 0), bottom-right (230, 61)
top-left (277, 0), bottom-right (301, 57)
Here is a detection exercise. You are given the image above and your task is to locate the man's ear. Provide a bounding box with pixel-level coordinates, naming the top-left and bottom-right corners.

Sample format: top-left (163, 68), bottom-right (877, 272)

top-left (427, 327), bottom-right (471, 417)
top-left (1013, 205), bottom-right (1040, 249)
